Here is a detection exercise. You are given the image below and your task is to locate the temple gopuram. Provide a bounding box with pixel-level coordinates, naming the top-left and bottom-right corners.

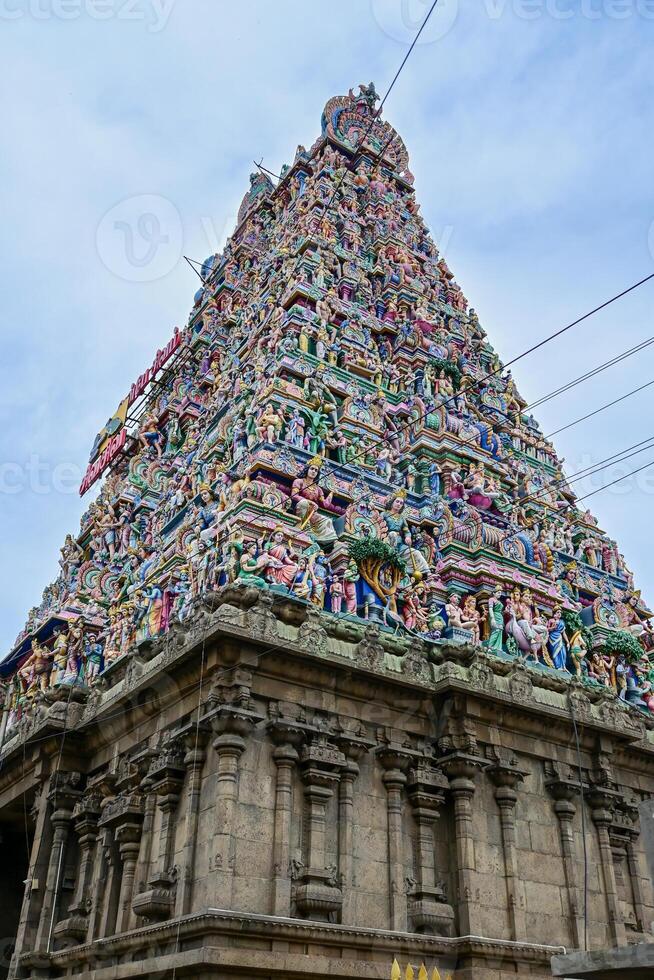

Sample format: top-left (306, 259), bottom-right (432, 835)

top-left (1, 84), bottom-right (653, 980)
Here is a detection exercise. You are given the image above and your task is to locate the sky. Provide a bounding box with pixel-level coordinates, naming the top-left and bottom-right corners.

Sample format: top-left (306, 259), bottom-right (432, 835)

top-left (1, 0), bottom-right (653, 653)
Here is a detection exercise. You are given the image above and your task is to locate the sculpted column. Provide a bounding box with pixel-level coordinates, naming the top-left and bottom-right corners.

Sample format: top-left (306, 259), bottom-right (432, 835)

top-left (177, 725), bottom-right (209, 915)
top-left (589, 785), bottom-right (627, 947)
top-left (53, 792), bottom-right (101, 945)
top-left (296, 736), bottom-right (345, 921)
top-left (130, 751), bottom-right (158, 916)
top-left (545, 772), bottom-right (585, 949)
top-left (97, 789), bottom-right (145, 935)
top-left (132, 747), bottom-right (185, 920)
top-left (84, 774), bottom-right (118, 944)
top-left (623, 817), bottom-right (648, 935)
top-left (405, 761), bottom-right (454, 936)
top-left (268, 718), bottom-right (304, 916)
top-left (488, 760), bottom-right (527, 941)
top-left (377, 747), bottom-right (413, 931)
top-left (208, 703), bottom-right (262, 907)
top-left (336, 734), bottom-right (371, 925)
top-left (8, 779), bottom-right (51, 979)
top-left (440, 753), bottom-right (486, 937)
top-left (34, 772), bottom-right (82, 951)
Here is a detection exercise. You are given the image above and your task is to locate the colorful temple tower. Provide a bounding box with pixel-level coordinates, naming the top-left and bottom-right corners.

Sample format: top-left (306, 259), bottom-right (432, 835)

top-left (1, 86), bottom-right (653, 980)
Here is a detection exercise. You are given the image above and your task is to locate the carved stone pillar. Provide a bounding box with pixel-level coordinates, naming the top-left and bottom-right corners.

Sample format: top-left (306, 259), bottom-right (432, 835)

top-left (177, 725), bottom-right (209, 916)
top-left (295, 736), bottom-right (345, 921)
top-left (336, 734), bottom-right (371, 925)
top-left (85, 828), bottom-right (115, 943)
top-left (208, 704), bottom-right (262, 907)
top-left (589, 785), bottom-right (626, 948)
top-left (405, 762), bottom-right (454, 936)
top-left (8, 779), bottom-right (50, 979)
top-left (624, 832), bottom-right (648, 935)
top-left (98, 790), bottom-right (144, 935)
top-left (34, 772), bottom-right (82, 951)
top-left (377, 747), bottom-right (413, 931)
top-left (53, 792), bottom-right (101, 945)
top-left (130, 753), bottom-right (157, 916)
top-left (605, 798), bottom-right (648, 937)
top-left (132, 747), bottom-right (185, 920)
top-left (268, 719), bottom-right (304, 916)
top-left (440, 752), bottom-right (486, 937)
top-left (546, 774), bottom-right (585, 949)
top-left (488, 761), bottom-right (527, 942)
top-left (115, 822), bottom-right (142, 933)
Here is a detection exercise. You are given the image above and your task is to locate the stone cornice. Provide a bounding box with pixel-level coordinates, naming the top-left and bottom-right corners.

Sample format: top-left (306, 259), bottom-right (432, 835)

top-left (33, 908), bottom-right (566, 974)
top-left (1, 591), bottom-right (652, 788)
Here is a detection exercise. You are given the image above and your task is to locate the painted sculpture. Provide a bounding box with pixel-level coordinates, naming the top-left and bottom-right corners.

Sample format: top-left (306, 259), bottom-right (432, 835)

top-left (2, 85), bottom-right (653, 736)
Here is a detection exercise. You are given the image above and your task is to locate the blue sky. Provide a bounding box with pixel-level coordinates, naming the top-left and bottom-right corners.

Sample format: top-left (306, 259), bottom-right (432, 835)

top-left (1, 0), bottom-right (653, 652)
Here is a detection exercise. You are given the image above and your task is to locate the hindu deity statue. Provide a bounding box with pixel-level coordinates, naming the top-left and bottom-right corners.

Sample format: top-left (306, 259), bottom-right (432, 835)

top-left (445, 594), bottom-right (479, 637)
top-left (485, 586), bottom-right (505, 653)
top-left (291, 457), bottom-right (341, 545)
top-left (546, 606), bottom-right (569, 671)
top-left (263, 528), bottom-right (299, 589)
top-left (380, 492), bottom-right (430, 580)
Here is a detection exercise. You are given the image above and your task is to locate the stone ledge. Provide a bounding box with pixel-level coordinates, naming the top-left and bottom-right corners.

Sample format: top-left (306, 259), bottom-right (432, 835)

top-left (2, 591), bottom-right (652, 775)
top-left (32, 908), bottom-right (565, 977)
top-left (551, 942), bottom-right (654, 979)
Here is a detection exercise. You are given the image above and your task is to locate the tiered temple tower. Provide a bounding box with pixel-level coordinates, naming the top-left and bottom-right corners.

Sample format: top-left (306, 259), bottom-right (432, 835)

top-left (1, 85), bottom-right (653, 980)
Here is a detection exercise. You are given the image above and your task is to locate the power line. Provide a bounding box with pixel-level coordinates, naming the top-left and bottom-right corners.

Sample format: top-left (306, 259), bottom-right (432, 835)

top-left (320, 1), bottom-right (442, 219)
top-left (462, 439), bottom-right (654, 559)
top-left (546, 378), bottom-right (654, 439)
top-left (576, 457), bottom-right (654, 503)
top-left (527, 335), bottom-right (654, 412)
top-left (503, 272), bottom-right (654, 372)
top-left (527, 334), bottom-right (654, 411)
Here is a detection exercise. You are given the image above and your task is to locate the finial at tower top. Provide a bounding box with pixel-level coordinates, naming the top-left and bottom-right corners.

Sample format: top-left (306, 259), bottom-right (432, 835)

top-left (319, 84), bottom-right (413, 184)
top-left (347, 81), bottom-right (380, 116)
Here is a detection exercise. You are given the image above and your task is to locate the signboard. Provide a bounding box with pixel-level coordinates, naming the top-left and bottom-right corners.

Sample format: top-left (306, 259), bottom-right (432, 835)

top-left (88, 397), bottom-right (129, 465)
top-left (79, 428), bottom-right (127, 496)
top-left (79, 327), bottom-right (182, 496)
top-left (128, 327), bottom-right (181, 404)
